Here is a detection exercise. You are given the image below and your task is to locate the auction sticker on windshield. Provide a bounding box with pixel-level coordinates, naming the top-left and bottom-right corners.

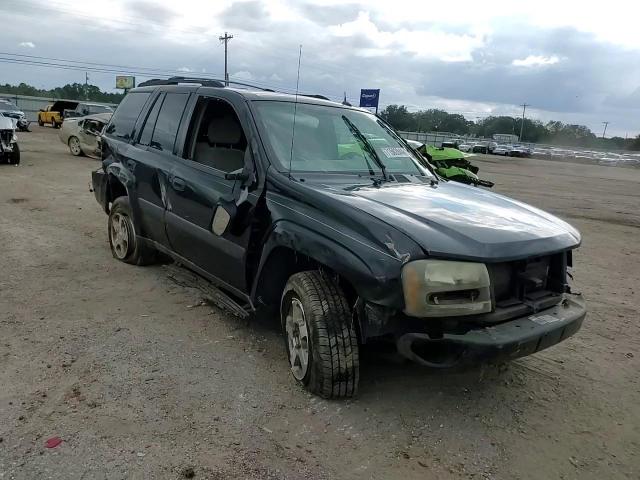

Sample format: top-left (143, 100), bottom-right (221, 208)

top-left (381, 147), bottom-right (410, 158)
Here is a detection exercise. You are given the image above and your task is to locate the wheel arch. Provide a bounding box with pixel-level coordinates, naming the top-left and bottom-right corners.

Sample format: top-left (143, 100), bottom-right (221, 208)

top-left (250, 220), bottom-right (402, 314)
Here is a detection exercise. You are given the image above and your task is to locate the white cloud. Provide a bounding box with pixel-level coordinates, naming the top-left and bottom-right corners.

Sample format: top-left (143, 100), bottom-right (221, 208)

top-left (233, 70), bottom-right (254, 80)
top-left (512, 55), bottom-right (561, 67)
top-left (329, 12), bottom-right (486, 62)
top-left (177, 66), bottom-right (194, 72)
top-left (18, 41), bottom-right (35, 48)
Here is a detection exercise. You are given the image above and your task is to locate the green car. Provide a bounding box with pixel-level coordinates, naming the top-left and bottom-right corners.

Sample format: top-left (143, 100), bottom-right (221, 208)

top-left (407, 141), bottom-right (494, 188)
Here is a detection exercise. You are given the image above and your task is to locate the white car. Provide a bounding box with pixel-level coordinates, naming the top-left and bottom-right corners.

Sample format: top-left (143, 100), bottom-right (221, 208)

top-left (58, 113), bottom-right (112, 157)
top-left (492, 145), bottom-right (510, 155)
top-left (457, 144), bottom-right (472, 152)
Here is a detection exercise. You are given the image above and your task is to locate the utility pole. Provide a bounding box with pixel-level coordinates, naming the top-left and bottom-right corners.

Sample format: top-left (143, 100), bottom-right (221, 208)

top-left (85, 72), bottom-right (89, 100)
top-left (219, 32), bottom-right (233, 86)
top-left (602, 121), bottom-right (609, 139)
top-left (519, 103), bottom-right (530, 142)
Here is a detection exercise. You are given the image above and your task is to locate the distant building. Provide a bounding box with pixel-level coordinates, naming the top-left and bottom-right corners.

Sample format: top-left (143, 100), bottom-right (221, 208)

top-left (493, 133), bottom-right (519, 143)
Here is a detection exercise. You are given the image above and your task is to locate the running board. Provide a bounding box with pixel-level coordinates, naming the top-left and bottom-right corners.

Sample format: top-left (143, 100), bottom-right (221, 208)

top-left (164, 263), bottom-right (252, 319)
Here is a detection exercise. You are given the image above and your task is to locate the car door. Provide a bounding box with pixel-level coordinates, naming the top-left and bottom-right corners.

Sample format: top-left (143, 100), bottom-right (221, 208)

top-left (77, 120), bottom-right (98, 154)
top-left (165, 94), bottom-right (259, 293)
top-left (127, 91), bottom-right (191, 247)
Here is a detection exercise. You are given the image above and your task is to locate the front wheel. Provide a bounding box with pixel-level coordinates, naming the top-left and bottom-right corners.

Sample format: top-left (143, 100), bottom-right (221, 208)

top-left (108, 196), bottom-right (157, 265)
top-left (38, 117), bottom-right (44, 127)
top-left (281, 271), bottom-right (359, 398)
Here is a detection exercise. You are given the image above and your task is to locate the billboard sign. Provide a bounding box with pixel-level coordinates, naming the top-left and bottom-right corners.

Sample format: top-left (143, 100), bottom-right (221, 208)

top-left (115, 75), bottom-right (135, 90)
top-left (359, 89), bottom-right (380, 110)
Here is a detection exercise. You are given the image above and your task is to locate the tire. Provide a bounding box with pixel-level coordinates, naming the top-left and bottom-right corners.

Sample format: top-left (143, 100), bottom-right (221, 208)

top-left (38, 117), bottom-right (44, 127)
top-left (9, 143), bottom-right (20, 165)
top-left (68, 136), bottom-right (83, 156)
top-left (281, 271), bottom-right (359, 398)
top-left (108, 196), bottom-right (157, 265)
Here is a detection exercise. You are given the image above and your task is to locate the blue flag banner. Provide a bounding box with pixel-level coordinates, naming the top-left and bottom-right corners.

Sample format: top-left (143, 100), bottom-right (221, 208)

top-left (359, 89), bottom-right (380, 109)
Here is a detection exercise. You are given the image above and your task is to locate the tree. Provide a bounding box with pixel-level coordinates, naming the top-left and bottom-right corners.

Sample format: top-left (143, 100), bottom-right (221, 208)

top-left (0, 82), bottom-right (124, 103)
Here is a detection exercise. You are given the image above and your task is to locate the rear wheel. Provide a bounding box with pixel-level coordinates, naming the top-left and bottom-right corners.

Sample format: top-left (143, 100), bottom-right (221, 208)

top-left (281, 271), bottom-right (359, 398)
top-left (68, 136), bottom-right (83, 156)
top-left (108, 196), bottom-right (157, 265)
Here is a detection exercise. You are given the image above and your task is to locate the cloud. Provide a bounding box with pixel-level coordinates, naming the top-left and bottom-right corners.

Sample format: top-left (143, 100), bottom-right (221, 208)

top-left (512, 55), bottom-right (561, 67)
top-left (0, 0), bottom-right (639, 136)
top-left (18, 41), bottom-right (35, 48)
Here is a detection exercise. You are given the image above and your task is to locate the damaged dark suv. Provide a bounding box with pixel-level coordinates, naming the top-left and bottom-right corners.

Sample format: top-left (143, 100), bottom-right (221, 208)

top-left (92, 77), bottom-right (586, 398)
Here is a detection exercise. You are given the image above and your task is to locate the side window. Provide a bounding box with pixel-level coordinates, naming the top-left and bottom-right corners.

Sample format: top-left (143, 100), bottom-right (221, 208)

top-left (186, 97), bottom-right (247, 173)
top-left (150, 93), bottom-right (189, 152)
top-left (105, 92), bottom-right (150, 140)
top-left (138, 94), bottom-right (164, 147)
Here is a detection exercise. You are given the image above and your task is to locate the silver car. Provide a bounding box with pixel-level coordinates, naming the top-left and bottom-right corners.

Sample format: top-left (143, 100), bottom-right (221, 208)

top-left (58, 113), bottom-right (112, 157)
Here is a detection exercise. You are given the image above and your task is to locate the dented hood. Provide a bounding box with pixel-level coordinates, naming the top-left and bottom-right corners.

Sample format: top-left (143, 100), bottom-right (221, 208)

top-left (312, 179), bottom-right (581, 262)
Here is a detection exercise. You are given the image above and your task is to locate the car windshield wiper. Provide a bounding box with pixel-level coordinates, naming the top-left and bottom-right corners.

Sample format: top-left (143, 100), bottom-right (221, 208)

top-left (341, 116), bottom-right (389, 181)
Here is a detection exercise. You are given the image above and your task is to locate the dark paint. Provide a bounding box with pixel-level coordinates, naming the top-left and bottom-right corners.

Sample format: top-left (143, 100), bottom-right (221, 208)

top-left (95, 84), bottom-right (582, 316)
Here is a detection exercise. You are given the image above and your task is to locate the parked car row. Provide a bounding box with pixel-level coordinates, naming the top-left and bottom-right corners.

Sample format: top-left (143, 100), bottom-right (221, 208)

top-left (441, 138), bottom-right (533, 157)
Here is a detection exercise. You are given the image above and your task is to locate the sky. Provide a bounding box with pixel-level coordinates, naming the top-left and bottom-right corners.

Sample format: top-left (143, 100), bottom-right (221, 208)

top-left (1, 0), bottom-right (639, 137)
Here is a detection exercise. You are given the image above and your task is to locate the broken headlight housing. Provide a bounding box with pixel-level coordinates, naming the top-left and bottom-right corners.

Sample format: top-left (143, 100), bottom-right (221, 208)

top-left (401, 260), bottom-right (492, 317)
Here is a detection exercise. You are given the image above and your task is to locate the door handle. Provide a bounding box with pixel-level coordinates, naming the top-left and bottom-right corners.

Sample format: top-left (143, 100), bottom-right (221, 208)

top-left (171, 177), bottom-right (186, 191)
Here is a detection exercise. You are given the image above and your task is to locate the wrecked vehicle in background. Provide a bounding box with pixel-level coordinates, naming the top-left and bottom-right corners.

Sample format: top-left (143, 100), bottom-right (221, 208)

top-left (0, 115), bottom-right (20, 165)
top-left (59, 112), bottom-right (112, 157)
top-left (0, 99), bottom-right (29, 132)
top-left (92, 77), bottom-right (586, 398)
top-left (408, 140), bottom-right (494, 188)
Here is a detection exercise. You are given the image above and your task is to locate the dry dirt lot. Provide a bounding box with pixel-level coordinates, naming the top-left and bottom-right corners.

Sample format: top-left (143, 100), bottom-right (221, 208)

top-left (1, 126), bottom-right (639, 479)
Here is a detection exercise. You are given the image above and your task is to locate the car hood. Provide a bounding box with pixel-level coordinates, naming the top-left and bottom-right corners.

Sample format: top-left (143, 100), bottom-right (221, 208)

top-left (310, 179), bottom-right (581, 262)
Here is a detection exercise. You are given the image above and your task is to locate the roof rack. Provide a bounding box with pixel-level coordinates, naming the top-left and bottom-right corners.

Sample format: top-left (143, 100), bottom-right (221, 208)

top-left (138, 76), bottom-right (225, 88)
top-left (137, 76), bottom-right (276, 92)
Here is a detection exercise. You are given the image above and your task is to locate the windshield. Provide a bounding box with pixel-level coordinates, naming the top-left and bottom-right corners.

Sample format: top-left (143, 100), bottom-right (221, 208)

top-left (254, 101), bottom-right (432, 176)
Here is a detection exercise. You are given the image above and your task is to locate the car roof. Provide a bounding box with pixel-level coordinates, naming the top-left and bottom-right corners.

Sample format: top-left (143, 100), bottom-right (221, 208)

top-left (69, 112), bottom-right (112, 122)
top-left (129, 84), bottom-right (363, 110)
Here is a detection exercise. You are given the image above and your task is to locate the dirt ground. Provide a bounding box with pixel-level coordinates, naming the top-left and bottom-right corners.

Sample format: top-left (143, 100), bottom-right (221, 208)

top-left (1, 126), bottom-right (638, 480)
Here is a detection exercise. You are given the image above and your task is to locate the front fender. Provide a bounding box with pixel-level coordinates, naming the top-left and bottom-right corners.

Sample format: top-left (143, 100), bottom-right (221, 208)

top-left (253, 220), bottom-right (405, 308)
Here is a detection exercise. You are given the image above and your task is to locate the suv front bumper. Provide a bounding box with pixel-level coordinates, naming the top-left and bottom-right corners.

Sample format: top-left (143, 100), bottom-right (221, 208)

top-left (396, 294), bottom-right (585, 367)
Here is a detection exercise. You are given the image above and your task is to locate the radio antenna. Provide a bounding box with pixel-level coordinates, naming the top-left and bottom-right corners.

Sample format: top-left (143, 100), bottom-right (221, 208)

top-left (288, 44), bottom-right (302, 179)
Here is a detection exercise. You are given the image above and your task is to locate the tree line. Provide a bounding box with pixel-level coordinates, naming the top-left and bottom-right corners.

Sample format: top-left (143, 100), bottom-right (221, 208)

top-left (380, 104), bottom-right (640, 151)
top-left (0, 82), bottom-right (125, 104)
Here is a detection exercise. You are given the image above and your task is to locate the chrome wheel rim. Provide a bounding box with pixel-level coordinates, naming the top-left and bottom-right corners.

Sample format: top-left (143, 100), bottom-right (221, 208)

top-left (69, 137), bottom-right (81, 155)
top-left (285, 298), bottom-right (309, 381)
top-left (110, 212), bottom-right (132, 259)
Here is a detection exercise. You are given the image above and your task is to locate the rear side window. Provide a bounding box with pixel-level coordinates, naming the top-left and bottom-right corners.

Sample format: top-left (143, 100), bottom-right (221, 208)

top-left (150, 93), bottom-right (189, 152)
top-left (105, 92), bottom-right (150, 140)
top-left (138, 94), bottom-right (164, 147)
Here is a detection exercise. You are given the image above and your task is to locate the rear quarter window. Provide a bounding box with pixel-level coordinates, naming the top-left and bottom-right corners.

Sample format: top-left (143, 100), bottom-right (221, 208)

top-left (105, 92), bottom-right (151, 140)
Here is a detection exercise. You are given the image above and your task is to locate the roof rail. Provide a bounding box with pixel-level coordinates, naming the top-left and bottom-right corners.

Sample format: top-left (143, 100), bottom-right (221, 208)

top-left (137, 76), bottom-right (276, 92)
top-left (301, 94), bottom-right (331, 101)
top-left (138, 76), bottom-right (225, 88)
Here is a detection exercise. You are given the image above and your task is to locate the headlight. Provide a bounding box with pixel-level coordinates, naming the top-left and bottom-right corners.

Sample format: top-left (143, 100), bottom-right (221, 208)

top-left (401, 260), bottom-right (492, 317)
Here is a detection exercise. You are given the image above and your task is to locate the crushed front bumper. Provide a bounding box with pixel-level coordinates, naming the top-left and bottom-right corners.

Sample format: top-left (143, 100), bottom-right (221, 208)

top-left (396, 294), bottom-right (586, 367)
